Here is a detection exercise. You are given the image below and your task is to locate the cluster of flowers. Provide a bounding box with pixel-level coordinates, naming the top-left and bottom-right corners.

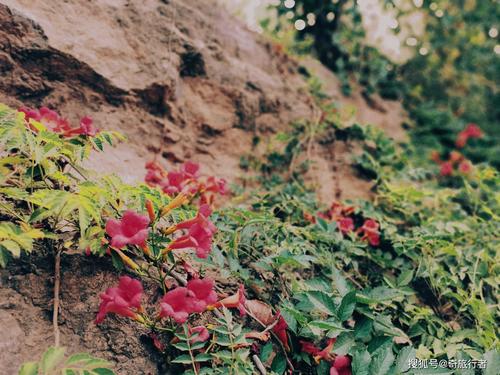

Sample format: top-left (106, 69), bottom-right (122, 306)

top-left (97, 200), bottom-right (250, 333)
top-left (307, 202), bottom-right (381, 246)
top-left (18, 106), bottom-right (98, 137)
top-left (300, 338), bottom-right (352, 375)
top-left (432, 150), bottom-right (473, 177)
top-left (432, 123), bottom-right (483, 177)
top-left (96, 275), bottom-right (291, 355)
top-left (145, 160), bottom-right (227, 205)
top-left (96, 199), bottom-right (295, 363)
top-left (104, 203), bottom-right (216, 259)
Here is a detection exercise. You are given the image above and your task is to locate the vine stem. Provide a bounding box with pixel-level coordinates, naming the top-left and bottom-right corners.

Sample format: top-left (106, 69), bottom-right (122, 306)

top-left (252, 355), bottom-right (267, 375)
top-left (53, 248), bottom-right (62, 347)
top-left (184, 325), bottom-right (199, 375)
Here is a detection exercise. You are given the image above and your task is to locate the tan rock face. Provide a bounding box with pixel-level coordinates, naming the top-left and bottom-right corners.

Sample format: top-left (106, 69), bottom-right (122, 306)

top-left (0, 0), bottom-right (317, 182)
top-left (0, 0), bottom-right (405, 200)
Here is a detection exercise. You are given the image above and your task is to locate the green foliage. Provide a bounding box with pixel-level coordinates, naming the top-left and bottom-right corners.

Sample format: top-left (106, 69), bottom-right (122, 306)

top-left (401, 0), bottom-right (500, 167)
top-left (0, 104), bottom-right (126, 264)
top-left (268, 0), bottom-right (401, 97)
top-left (267, 0), bottom-right (499, 167)
top-left (170, 310), bottom-right (255, 375)
top-left (18, 347), bottom-right (114, 375)
top-left (2, 93), bottom-right (498, 375)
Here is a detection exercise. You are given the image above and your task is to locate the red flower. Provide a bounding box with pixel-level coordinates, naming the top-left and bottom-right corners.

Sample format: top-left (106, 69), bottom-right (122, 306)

top-left (301, 338), bottom-right (337, 362)
top-left (77, 116), bottom-right (98, 136)
top-left (316, 338), bottom-right (337, 361)
top-left (455, 133), bottom-right (468, 148)
top-left (440, 161), bottom-right (454, 177)
top-left (430, 150), bottom-right (442, 164)
top-left (330, 355), bottom-right (352, 375)
top-left (449, 151), bottom-right (463, 164)
top-left (95, 276), bottom-right (143, 324)
top-left (359, 219), bottom-right (380, 246)
top-left (163, 171), bottom-right (185, 195)
top-left (181, 161), bottom-right (201, 179)
top-left (159, 278), bottom-right (217, 323)
top-left (300, 341), bottom-right (321, 356)
top-left (105, 210), bottom-right (150, 249)
top-left (189, 325), bottom-right (210, 343)
top-left (213, 284), bottom-right (246, 316)
top-left (456, 123), bottom-right (483, 148)
top-left (338, 217), bottom-right (354, 234)
top-left (19, 107), bottom-right (96, 137)
top-left (304, 212), bottom-right (317, 224)
top-left (464, 123), bottom-right (483, 138)
top-left (458, 160), bottom-right (472, 174)
top-left (175, 205), bottom-right (216, 232)
top-left (19, 106), bottom-right (72, 133)
top-left (167, 205), bottom-right (217, 258)
top-left (272, 312), bottom-right (289, 350)
top-left (150, 333), bottom-right (165, 351)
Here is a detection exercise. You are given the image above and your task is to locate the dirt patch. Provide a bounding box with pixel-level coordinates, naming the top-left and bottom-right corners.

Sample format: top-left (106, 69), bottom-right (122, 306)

top-left (0, 253), bottom-right (163, 374)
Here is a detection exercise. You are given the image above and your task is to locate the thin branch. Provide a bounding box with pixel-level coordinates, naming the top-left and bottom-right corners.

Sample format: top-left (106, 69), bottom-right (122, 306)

top-left (53, 247), bottom-right (62, 347)
top-left (252, 354), bottom-right (267, 375)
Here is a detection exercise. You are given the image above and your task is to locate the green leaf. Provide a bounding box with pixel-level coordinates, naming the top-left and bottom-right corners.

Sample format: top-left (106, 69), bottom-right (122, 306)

top-left (66, 352), bottom-right (94, 365)
top-left (0, 239), bottom-right (21, 257)
top-left (271, 352), bottom-right (287, 375)
top-left (0, 247), bottom-right (10, 267)
top-left (330, 267), bottom-right (350, 296)
top-left (309, 319), bottom-right (346, 332)
top-left (40, 346), bottom-right (66, 373)
top-left (369, 346), bottom-right (394, 375)
top-left (18, 362), bottom-right (38, 375)
top-left (333, 332), bottom-right (355, 355)
top-left (90, 369), bottom-right (115, 375)
top-left (354, 317), bottom-right (373, 339)
top-left (351, 348), bottom-right (371, 375)
top-left (395, 346), bottom-right (416, 373)
top-left (337, 291), bottom-right (357, 322)
top-left (194, 353), bottom-right (212, 362)
top-left (397, 269), bottom-right (414, 287)
top-left (483, 350), bottom-right (500, 375)
top-left (172, 354), bottom-right (193, 364)
top-left (259, 342), bottom-right (273, 362)
top-left (304, 291), bottom-right (337, 315)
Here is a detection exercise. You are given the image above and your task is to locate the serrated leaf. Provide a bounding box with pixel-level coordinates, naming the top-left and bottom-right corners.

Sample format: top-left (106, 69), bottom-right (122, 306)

top-left (172, 354), bottom-right (193, 364)
top-left (397, 269), bottom-right (414, 287)
top-left (90, 369), bottom-right (115, 375)
top-left (483, 350), bottom-right (500, 375)
top-left (330, 267), bottom-right (350, 296)
top-left (18, 362), bottom-right (38, 375)
top-left (333, 332), bottom-right (355, 355)
top-left (369, 346), bottom-right (394, 375)
top-left (305, 291), bottom-right (337, 315)
top-left (338, 291), bottom-right (357, 321)
top-left (260, 342), bottom-right (273, 363)
top-left (40, 346), bottom-right (66, 373)
top-left (271, 352), bottom-right (287, 375)
top-left (351, 348), bottom-right (371, 375)
top-left (1, 239), bottom-right (21, 257)
top-left (194, 353), bottom-right (212, 362)
top-left (395, 346), bottom-right (416, 373)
